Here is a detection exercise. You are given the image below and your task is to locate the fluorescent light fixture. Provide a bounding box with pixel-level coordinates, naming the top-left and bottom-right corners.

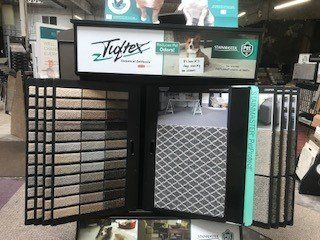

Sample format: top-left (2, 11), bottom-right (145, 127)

top-left (74, 15), bottom-right (83, 20)
top-left (274, 0), bottom-right (311, 10)
top-left (238, 12), bottom-right (246, 18)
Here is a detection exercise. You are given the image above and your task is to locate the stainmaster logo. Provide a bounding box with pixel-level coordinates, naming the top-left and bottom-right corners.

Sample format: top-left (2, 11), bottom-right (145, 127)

top-left (91, 38), bottom-right (151, 62)
top-left (213, 45), bottom-right (238, 52)
top-left (241, 42), bottom-right (254, 58)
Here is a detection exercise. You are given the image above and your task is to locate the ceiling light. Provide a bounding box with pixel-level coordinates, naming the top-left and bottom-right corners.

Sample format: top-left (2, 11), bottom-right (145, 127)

top-left (74, 15), bottom-right (83, 20)
top-left (238, 12), bottom-right (246, 18)
top-left (274, 0), bottom-right (311, 10)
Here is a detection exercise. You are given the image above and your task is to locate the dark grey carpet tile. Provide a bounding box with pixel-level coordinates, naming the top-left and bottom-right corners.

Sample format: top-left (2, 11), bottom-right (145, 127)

top-left (106, 110), bottom-right (128, 120)
top-left (105, 169), bottom-right (126, 180)
top-left (105, 149), bottom-right (127, 159)
top-left (105, 131), bottom-right (127, 140)
top-left (80, 182), bottom-right (104, 193)
top-left (81, 172), bottom-right (105, 183)
top-left (105, 140), bottom-right (127, 149)
top-left (82, 110), bottom-right (106, 120)
top-left (104, 179), bottom-right (126, 189)
top-left (107, 91), bottom-right (129, 100)
top-left (105, 160), bottom-right (126, 170)
top-left (81, 141), bottom-right (105, 151)
top-left (53, 121), bottom-right (81, 131)
top-left (107, 100), bottom-right (128, 109)
top-left (154, 125), bottom-right (227, 218)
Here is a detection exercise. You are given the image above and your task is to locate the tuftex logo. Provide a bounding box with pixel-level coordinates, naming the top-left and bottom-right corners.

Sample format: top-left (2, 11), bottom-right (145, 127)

top-left (91, 38), bottom-right (151, 62)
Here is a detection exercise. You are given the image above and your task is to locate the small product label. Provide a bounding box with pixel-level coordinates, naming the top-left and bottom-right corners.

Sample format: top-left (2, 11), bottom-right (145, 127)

top-left (156, 42), bottom-right (180, 54)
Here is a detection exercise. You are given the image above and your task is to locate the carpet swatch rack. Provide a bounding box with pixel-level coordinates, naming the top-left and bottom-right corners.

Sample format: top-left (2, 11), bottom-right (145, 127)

top-left (253, 86), bottom-right (299, 228)
top-left (25, 79), bottom-right (140, 225)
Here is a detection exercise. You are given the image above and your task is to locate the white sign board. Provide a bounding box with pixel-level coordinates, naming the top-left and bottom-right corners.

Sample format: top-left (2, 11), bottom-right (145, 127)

top-left (179, 58), bottom-right (204, 74)
top-left (77, 26), bottom-right (164, 75)
top-left (35, 23), bottom-right (65, 79)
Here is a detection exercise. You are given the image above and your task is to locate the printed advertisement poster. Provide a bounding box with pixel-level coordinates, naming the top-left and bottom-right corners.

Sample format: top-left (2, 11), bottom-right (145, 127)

top-left (162, 31), bottom-right (258, 79)
top-left (35, 23), bottom-right (64, 79)
top-left (77, 26), bottom-right (258, 79)
top-left (105, 0), bottom-right (238, 28)
top-left (190, 219), bottom-right (240, 240)
top-left (105, 0), bottom-right (164, 24)
top-left (77, 26), bottom-right (164, 75)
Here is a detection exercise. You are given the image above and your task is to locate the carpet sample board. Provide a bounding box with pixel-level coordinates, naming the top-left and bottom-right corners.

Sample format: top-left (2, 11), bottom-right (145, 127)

top-left (154, 125), bottom-right (227, 218)
top-left (142, 86), bottom-right (259, 226)
top-left (253, 87), bottom-right (299, 229)
top-left (24, 79), bottom-right (139, 226)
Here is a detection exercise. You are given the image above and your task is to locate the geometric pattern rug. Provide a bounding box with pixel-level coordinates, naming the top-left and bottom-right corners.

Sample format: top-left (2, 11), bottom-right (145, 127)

top-left (154, 124), bottom-right (227, 217)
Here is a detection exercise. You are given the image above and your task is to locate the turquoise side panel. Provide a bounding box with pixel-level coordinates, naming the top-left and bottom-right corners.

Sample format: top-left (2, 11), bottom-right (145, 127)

top-left (243, 86), bottom-right (259, 226)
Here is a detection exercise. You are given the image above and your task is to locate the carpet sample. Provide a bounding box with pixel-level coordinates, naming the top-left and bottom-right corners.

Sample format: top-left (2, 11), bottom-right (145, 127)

top-left (82, 89), bottom-right (106, 99)
top-left (107, 91), bottom-right (129, 100)
top-left (154, 124), bottom-right (227, 218)
top-left (56, 88), bottom-right (82, 98)
top-left (253, 176), bottom-right (270, 223)
top-left (255, 130), bottom-right (272, 176)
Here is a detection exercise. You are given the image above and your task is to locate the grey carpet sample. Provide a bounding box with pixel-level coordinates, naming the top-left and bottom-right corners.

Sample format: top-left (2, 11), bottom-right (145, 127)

top-left (107, 100), bottom-right (128, 109)
top-left (81, 151), bottom-right (105, 162)
top-left (53, 121), bottom-right (81, 131)
top-left (81, 141), bottom-right (105, 151)
top-left (106, 110), bottom-right (128, 120)
top-left (253, 176), bottom-right (270, 223)
top-left (56, 99), bottom-right (82, 108)
top-left (106, 140), bottom-right (127, 149)
top-left (56, 88), bottom-right (82, 98)
top-left (154, 124), bottom-right (227, 218)
top-left (79, 198), bottom-right (125, 214)
top-left (82, 110), bottom-right (106, 120)
top-left (107, 91), bottom-right (129, 100)
top-left (81, 121), bottom-right (106, 131)
top-left (56, 110), bottom-right (82, 119)
top-left (270, 178), bottom-right (279, 225)
top-left (82, 100), bottom-right (105, 109)
top-left (255, 130), bottom-right (272, 176)
top-left (83, 89), bottom-right (106, 99)
top-left (55, 153), bottom-right (81, 164)
top-left (54, 165), bottom-right (81, 175)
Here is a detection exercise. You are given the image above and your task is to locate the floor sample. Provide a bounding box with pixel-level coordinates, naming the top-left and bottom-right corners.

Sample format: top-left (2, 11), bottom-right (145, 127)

top-left (154, 124), bottom-right (227, 217)
top-left (0, 183), bottom-right (76, 240)
top-left (0, 178), bottom-right (23, 209)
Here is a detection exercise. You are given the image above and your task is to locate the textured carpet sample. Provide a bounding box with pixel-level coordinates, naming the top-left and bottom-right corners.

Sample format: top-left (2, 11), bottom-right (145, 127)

top-left (154, 124), bottom-right (227, 217)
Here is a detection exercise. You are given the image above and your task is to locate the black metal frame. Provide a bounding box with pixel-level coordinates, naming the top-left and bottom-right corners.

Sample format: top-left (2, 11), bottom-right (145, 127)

top-left (141, 84), bottom-right (254, 224)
